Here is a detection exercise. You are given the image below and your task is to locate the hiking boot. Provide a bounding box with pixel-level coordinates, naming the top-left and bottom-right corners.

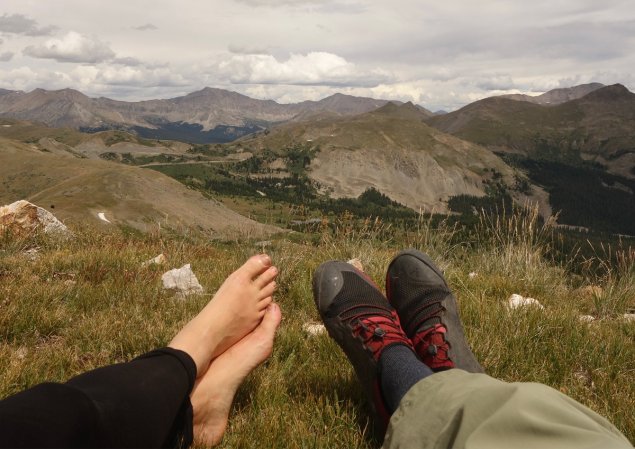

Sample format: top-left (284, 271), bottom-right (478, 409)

top-left (386, 249), bottom-right (484, 373)
top-left (313, 261), bottom-right (413, 436)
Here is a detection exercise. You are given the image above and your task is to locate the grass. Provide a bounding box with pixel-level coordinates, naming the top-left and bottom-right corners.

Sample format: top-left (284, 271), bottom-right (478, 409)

top-left (0, 207), bottom-right (634, 447)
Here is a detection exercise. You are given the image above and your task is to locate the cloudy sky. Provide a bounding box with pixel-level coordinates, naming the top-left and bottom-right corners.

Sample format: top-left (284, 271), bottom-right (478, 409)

top-left (0, 0), bottom-right (633, 111)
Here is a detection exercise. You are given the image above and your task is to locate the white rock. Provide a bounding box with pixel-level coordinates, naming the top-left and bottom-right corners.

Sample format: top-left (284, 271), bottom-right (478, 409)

top-left (468, 271), bottom-right (478, 279)
top-left (622, 314), bottom-right (635, 322)
top-left (302, 322), bottom-right (326, 336)
top-left (578, 315), bottom-right (596, 323)
top-left (23, 247), bottom-right (40, 261)
top-left (0, 200), bottom-right (70, 238)
top-left (162, 264), bottom-right (203, 297)
top-left (573, 369), bottom-right (595, 389)
top-left (142, 253), bottom-right (167, 267)
top-left (507, 294), bottom-right (544, 310)
top-left (15, 347), bottom-right (28, 360)
top-left (347, 258), bottom-right (364, 272)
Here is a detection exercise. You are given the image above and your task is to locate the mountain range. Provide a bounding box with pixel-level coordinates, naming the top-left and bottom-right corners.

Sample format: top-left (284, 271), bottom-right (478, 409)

top-left (0, 87), bottom-right (417, 144)
top-left (1, 82), bottom-right (634, 235)
top-left (427, 84), bottom-right (635, 179)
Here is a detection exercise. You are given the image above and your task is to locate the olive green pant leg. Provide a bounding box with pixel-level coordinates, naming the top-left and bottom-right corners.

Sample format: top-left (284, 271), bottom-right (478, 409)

top-left (382, 370), bottom-right (632, 449)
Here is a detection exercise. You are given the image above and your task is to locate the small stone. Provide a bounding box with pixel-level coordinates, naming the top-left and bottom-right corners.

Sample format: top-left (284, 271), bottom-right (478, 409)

top-left (15, 347), bottom-right (28, 360)
top-left (142, 253), bottom-right (167, 267)
top-left (507, 294), bottom-right (544, 310)
top-left (573, 369), bottom-right (595, 389)
top-left (23, 247), bottom-right (40, 261)
top-left (254, 240), bottom-right (272, 248)
top-left (468, 272), bottom-right (478, 279)
top-left (161, 264), bottom-right (204, 297)
top-left (347, 258), bottom-right (364, 272)
top-left (302, 322), bottom-right (326, 336)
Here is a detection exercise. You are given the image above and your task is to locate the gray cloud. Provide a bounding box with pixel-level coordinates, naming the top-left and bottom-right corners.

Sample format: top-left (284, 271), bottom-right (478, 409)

top-left (228, 44), bottom-right (270, 55)
top-left (234, 0), bottom-right (366, 12)
top-left (350, 16), bottom-right (635, 67)
top-left (473, 75), bottom-right (518, 92)
top-left (0, 51), bottom-right (14, 61)
top-left (113, 56), bottom-right (143, 66)
top-left (0, 0), bottom-right (633, 111)
top-left (23, 31), bottom-right (115, 63)
top-left (0, 13), bottom-right (56, 36)
top-left (236, 0), bottom-right (328, 5)
top-left (134, 23), bottom-right (158, 31)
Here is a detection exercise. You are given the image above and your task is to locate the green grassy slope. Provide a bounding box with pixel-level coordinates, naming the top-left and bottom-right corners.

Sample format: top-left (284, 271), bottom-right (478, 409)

top-left (1, 209), bottom-right (633, 447)
top-left (0, 137), bottom-right (275, 235)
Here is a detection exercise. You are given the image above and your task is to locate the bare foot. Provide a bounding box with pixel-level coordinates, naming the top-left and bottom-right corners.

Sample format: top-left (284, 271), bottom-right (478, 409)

top-left (190, 302), bottom-right (282, 447)
top-left (168, 254), bottom-right (277, 376)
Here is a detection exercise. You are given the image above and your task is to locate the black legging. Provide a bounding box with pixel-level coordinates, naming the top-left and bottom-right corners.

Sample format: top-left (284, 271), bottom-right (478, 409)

top-left (0, 348), bottom-right (196, 448)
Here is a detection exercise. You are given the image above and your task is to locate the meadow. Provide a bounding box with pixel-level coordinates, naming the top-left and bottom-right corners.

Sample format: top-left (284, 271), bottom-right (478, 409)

top-left (1, 207), bottom-right (634, 448)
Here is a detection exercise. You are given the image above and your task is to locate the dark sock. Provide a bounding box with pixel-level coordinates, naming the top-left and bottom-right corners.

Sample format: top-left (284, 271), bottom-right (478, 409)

top-left (379, 344), bottom-right (433, 414)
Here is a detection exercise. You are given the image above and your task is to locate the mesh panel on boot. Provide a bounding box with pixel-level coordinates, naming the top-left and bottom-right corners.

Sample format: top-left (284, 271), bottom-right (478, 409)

top-left (392, 281), bottom-right (450, 336)
top-left (326, 271), bottom-right (394, 320)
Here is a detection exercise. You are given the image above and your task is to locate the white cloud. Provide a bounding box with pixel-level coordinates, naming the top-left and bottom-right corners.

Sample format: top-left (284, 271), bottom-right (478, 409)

top-left (0, 66), bottom-right (73, 91)
top-left (23, 31), bottom-right (115, 63)
top-left (0, 51), bottom-right (14, 61)
top-left (90, 65), bottom-right (188, 87)
top-left (0, 13), bottom-right (56, 36)
top-left (0, 0), bottom-right (633, 110)
top-left (215, 51), bottom-right (392, 87)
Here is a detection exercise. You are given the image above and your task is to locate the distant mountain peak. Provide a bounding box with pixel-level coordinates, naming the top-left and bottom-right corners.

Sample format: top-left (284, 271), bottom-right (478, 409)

top-left (499, 83), bottom-right (606, 106)
top-left (373, 101), bottom-right (432, 119)
top-left (375, 101), bottom-right (401, 113)
top-left (581, 83), bottom-right (633, 102)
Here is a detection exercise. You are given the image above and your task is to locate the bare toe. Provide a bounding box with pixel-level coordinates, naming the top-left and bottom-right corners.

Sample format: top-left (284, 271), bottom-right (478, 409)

top-left (258, 295), bottom-right (273, 310)
top-left (239, 254), bottom-right (272, 280)
top-left (259, 281), bottom-right (276, 300)
top-left (254, 266), bottom-right (278, 288)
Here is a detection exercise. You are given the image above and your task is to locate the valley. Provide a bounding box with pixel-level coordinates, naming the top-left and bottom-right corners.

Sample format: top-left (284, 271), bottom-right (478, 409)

top-left (1, 83), bottom-right (634, 239)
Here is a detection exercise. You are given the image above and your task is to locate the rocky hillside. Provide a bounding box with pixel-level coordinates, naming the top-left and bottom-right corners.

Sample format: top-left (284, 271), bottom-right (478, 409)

top-left (0, 135), bottom-right (276, 235)
top-left (427, 84), bottom-right (635, 179)
top-left (231, 102), bottom-right (518, 212)
top-left (0, 87), bottom-right (407, 144)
